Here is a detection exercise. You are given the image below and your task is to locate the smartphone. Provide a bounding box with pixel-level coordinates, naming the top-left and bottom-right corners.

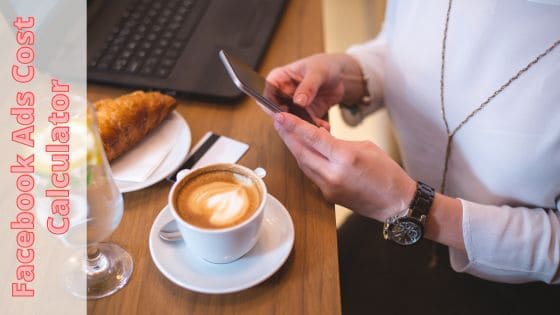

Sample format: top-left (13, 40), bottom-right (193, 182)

top-left (219, 50), bottom-right (317, 125)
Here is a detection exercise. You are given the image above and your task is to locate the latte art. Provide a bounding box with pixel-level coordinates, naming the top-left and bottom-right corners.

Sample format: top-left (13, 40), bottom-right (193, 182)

top-left (176, 170), bottom-right (261, 229)
top-left (189, 182), bottom-right (249, 226)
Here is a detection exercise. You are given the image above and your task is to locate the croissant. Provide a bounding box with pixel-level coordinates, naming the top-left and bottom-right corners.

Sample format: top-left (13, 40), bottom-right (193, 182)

top-left (94, 91), bottom-right (177, 161)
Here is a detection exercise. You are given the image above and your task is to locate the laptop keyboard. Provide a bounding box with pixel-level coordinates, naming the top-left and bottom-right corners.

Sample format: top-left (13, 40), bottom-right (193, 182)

top-left (89, 0), bottom-right (209, 78)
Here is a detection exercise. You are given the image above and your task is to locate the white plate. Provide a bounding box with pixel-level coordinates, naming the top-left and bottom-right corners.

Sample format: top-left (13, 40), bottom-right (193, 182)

top-left (149, 194), bottom-right (295, 294)
top-left (112, 111), bottom-right (191, 193)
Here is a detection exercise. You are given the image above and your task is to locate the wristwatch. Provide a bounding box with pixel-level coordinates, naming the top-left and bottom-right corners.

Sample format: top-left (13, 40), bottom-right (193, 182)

top-left (383, 181), bottom-right (435, 245)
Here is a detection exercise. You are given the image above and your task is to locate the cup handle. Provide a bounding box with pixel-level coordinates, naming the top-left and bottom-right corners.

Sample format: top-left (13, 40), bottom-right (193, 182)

top-left (176, 169), bottom-right (192, 181)
top-left (253, 167), bottom-right (266, 179)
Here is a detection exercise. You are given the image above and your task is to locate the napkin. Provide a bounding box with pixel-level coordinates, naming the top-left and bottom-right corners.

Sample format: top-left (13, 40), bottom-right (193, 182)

top-left (189, 133), bottom-right (250, 169)
top-left (111, 114), bottom-right (180, 182)
top-left (167, 132), bottom-right (250, 182)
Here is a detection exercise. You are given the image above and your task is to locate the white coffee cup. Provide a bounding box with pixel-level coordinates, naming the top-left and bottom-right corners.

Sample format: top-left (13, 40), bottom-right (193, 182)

top-left (168, 163), bottom-right (267, 263)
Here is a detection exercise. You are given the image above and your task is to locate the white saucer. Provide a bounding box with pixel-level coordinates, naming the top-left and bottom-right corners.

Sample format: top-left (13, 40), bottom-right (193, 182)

top-left (149, 194), bottom-right (295, 294)
top-left (112, 111), bottom-right (191, 193)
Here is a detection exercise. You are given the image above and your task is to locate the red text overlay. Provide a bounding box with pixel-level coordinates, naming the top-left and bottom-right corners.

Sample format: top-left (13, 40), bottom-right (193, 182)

top-left (9, 16), bottom-right (73, 298)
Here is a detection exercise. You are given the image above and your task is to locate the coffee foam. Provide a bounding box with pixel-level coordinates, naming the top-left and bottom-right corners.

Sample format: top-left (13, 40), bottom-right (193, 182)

top-left (176, 170), bottom-right (261, 229)
top-left (189, 182), bottom-right (249, 226)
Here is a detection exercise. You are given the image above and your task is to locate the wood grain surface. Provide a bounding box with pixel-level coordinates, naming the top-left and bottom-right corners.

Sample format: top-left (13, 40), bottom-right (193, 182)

top-left (87, 0), bottom-right (341, 314)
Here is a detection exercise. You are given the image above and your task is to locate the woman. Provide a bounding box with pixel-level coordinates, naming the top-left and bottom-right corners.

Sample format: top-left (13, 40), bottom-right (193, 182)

top-left (267, 0), bottom-right (559, 311)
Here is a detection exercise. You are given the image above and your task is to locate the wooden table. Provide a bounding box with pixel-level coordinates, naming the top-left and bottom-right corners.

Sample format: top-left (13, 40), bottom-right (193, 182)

top-left (87, 0), bottom-right (341, 314)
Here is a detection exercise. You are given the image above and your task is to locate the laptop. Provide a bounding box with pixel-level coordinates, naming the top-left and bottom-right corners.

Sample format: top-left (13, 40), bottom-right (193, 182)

top-left (87, 0), bottom-right (287, 100)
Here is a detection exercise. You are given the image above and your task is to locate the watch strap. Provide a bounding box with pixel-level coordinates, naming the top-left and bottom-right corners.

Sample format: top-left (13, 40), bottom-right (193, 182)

top-left (409, 181), bottom-right (435, 218)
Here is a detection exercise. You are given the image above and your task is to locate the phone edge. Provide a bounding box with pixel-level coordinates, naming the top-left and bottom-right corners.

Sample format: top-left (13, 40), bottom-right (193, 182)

top-left (219, 50), bottom-right (283, 114)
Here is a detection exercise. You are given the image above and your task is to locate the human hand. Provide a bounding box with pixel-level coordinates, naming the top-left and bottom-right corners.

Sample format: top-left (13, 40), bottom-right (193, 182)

top-left (266, 53), bottom-right (366, 130)
top-left (273, 112), bottom-right (416, 221)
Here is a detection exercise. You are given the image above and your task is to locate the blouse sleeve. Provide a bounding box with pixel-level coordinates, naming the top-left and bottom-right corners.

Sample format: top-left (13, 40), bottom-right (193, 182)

top-left (345, 36), bottom-right (387, 115)
top-left (342, 1), bottom-right (397, 125)
top-left (449, 200), bottom-right (560, 284)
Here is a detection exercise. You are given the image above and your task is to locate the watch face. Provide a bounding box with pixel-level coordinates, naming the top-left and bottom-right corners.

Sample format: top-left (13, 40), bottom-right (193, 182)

top-left (388, 217), bottom-right (423, 245)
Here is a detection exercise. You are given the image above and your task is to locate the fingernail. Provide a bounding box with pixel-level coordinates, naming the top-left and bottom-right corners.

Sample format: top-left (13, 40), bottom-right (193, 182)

top-left (295, 94), bottom-right (308, 106)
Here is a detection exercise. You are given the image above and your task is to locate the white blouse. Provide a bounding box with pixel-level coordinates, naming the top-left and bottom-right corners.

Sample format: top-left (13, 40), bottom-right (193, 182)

top-left (347, 0), bottom-right (560, 284)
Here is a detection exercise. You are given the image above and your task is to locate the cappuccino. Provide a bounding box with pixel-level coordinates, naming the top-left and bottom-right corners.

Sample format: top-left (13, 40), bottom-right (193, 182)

top-left (176, 170), bottom-right (261, 229)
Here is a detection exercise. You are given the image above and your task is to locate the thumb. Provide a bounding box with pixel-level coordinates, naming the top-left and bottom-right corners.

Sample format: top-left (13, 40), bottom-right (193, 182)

top-left (293, 71), bottom-right (324, 107)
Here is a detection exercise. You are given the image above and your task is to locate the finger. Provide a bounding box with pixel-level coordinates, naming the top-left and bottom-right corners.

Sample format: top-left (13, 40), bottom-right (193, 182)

top-left (315, 119), bottom-right (331, 131)
top-left (275, 131), bottom-right (332, 198)
top-left (266, 67), bottom-right (302, 106)
top-left (265, 68), bottom-right (294, 96)
top-left (274, 112), bottom-right (335, 159)
top-left (305, 105), bottom-right (331, 130)
top-left (273, 112), bottom-right (336, 199)
top-left (293, 71), bottom-right (324, 107)
top-left (280, 80), bottom-right (297, 97)
top-left (266, 67), bottom-right (291, 84)
top-left (274, 117), bottom-right (332, 172)
top-left (262, 83), bottom-right (286, 112)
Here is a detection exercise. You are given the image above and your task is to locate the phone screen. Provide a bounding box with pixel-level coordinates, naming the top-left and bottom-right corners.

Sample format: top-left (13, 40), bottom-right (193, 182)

top-left (220, 50), bottom-right (317, 125)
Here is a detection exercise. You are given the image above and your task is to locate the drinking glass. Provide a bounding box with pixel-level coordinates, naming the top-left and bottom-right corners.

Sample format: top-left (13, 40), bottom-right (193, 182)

top-left (65, 103), bottom-right (133, 299)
